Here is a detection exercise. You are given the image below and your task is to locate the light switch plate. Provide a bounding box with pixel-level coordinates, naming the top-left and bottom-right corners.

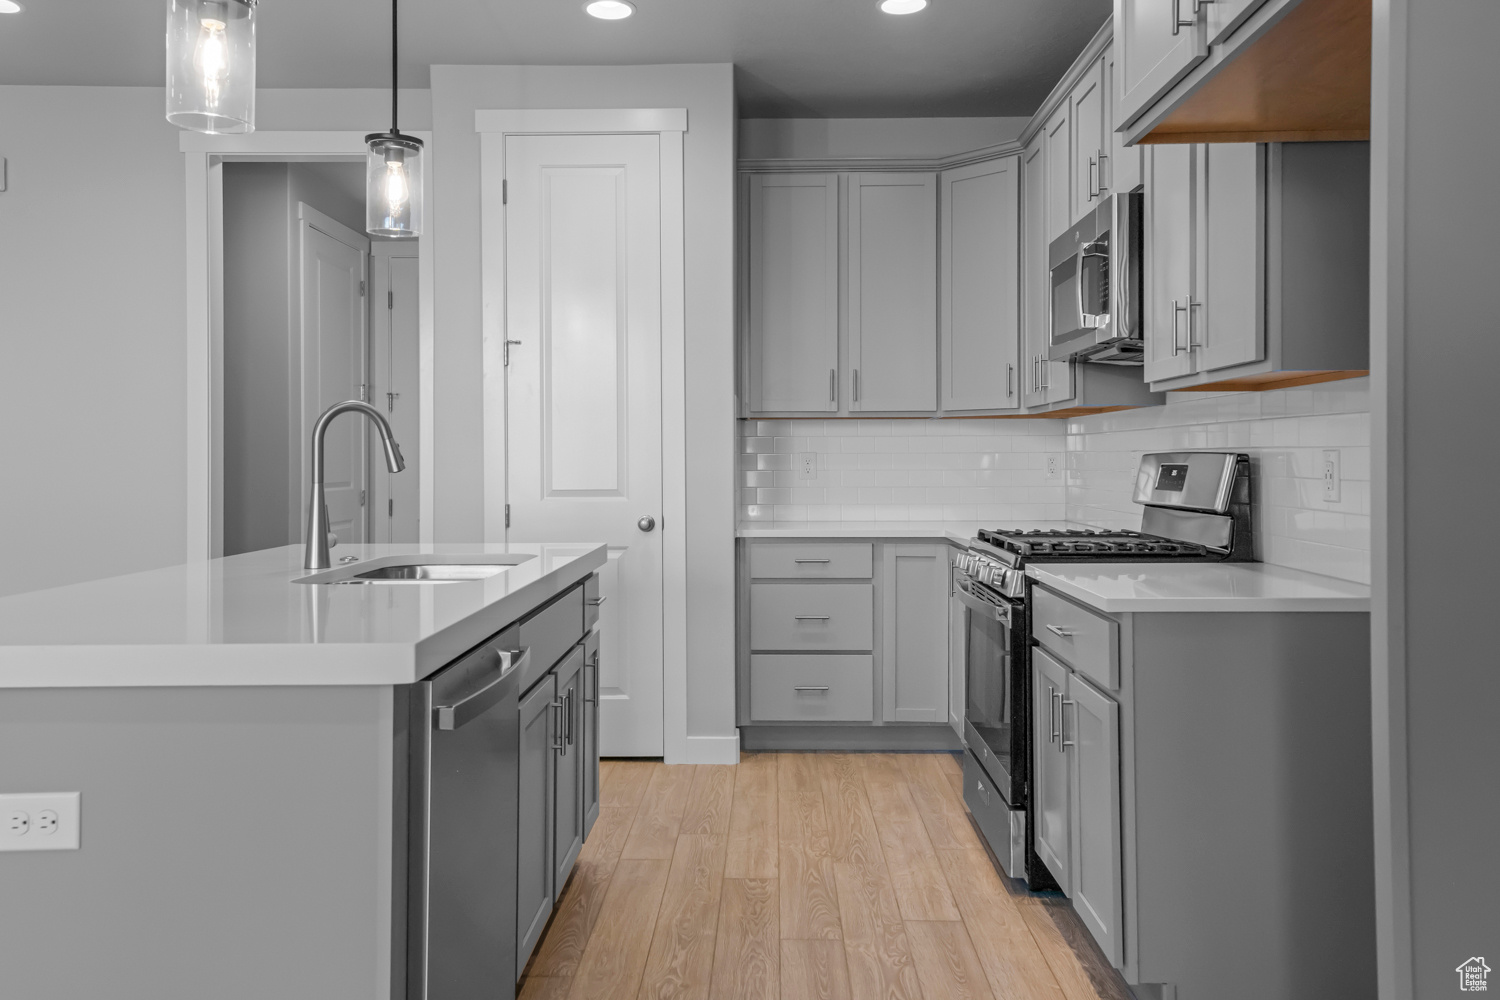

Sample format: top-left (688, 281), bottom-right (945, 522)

top-left (0, 792), bottom-right (81, 852)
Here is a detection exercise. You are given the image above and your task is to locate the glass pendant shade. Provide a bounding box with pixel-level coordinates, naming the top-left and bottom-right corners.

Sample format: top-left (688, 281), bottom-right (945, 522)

top-left (165, 0), bottom-right (257, 134)
top-left (366, 134), bottom-right (424, 238)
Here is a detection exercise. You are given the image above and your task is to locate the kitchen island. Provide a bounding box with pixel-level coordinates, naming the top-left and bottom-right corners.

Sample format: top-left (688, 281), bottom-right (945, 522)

top-left (0, 542), bottom-right (606, 1000)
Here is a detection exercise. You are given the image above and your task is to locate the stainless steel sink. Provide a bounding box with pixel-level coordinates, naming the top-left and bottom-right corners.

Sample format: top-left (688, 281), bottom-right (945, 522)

top-left (294, 554), bottom-right (535, 585)
top-left (347, 564), bottom-right (511, 583)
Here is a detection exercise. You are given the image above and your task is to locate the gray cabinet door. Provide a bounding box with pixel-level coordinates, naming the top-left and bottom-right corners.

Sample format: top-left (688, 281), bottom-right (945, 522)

top-left (1144, 143), bottom-right (1198, 383)
top-left (517, 671), bottom-right (557, 965)
top-left (1033, 648), bottom-right (1072, 893)
top-left (1115, 0), bottom-right (1209, 129)
top-left (1072, 57), bottom-right (1108, 224)
top-left (941, 157), bottom-right (1022, 411)
top-left (1022, 137), bottom-right (1051, 409)
top-left (1196, 143), bottom-right (1266, 374)
top-left (1066, 671), bottom-right (1123, 968)
top-left (554, 646), bottom-right (586, 891)
top-left (583, 629), bottom-right (601, 839)
top-left (746, 173), bottom-right (840, 413)
top-left (882, 544), bottom-right (950, 723)
top-left (1107, 45), bottom-right (1143, 195)
top-left (848, 173), bottom-right (938, 413)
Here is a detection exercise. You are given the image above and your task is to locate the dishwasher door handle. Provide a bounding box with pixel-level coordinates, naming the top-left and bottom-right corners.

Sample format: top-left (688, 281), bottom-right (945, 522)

top-left (434, 647), bottom-right (529, 731)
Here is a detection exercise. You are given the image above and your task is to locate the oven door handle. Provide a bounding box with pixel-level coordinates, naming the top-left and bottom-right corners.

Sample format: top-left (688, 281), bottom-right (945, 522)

top-left (954, 584), bottom-right (1009, 624)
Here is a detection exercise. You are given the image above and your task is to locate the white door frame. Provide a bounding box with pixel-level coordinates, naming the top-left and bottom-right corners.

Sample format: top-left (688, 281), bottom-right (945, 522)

top-left (180, 130), bottom-right (437, 560)
top-left (476, 108), bottom-right (689, 765)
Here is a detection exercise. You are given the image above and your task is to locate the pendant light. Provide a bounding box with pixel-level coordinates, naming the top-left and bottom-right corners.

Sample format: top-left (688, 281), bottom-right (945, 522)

top-left (366, 0), bottom-right (423, 238)
top-left (165, 0), bottom-right (257, 134)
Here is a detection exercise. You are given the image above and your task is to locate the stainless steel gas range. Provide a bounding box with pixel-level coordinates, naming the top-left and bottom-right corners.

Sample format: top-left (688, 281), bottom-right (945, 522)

top-left (953, 452), bottom-right (1254, 887)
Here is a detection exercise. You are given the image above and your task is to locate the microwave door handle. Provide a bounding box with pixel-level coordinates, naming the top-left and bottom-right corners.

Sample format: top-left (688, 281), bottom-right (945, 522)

top-left (1076, 241), bottom-right (1088, 331)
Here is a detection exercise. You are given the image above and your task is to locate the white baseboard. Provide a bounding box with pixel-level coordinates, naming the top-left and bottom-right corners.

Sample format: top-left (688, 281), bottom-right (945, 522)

top-left (675, 732), bottom-right (741, 765)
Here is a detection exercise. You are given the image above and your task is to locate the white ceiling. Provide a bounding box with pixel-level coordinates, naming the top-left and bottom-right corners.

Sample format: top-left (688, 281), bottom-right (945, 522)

top-left (0, 0), bottom-right (1109, 117)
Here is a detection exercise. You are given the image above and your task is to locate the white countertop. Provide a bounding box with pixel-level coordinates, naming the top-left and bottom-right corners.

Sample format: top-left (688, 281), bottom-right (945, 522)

top-left (0, 543), bottom-right (606, 688)
top-left (737, 520), bottom-right (1094, 545)
top-left (1026, 562), bottom-right (1371, 613)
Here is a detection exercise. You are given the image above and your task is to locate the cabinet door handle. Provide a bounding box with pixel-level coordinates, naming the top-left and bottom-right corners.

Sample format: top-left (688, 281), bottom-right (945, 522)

top-left (1096, 150), bottom-right (1109, 193)
top-left (1171, 0), bottom-right (1199, 34)
top-left (793, 558), bottom-right (831, 564)
top-left (1039, 357), bottom-right (1050, 391)
top-left (1045, 624), bottom-right (1075, 638)
top-left (1172, 298), bottom-right (1190, 356)
top-left (853, 368), bottom-right (860, 403)
top-left (793, 685), bottom-right (830, 693)
top-left (829, 368), bottom-right (837, 404)
top-left (793, 615), bottom-right (831, 621)
top-left (1006, 362), bottom-right (1014, 398)
top-left (1187, 298), bottom-right (1203, 348)
top-left (587, 597), bottom-right (607, 607)
top-left (1087, 155), bottom-right (1097, 201)
top-left (567, 688), bottom-right (576, 747)
top-left (551, 697), bottom-right (565, 752)
top-left (1048, 685), bottom-right (1060, 744)
top-left (1061, 698), bottom-right (1077, 748)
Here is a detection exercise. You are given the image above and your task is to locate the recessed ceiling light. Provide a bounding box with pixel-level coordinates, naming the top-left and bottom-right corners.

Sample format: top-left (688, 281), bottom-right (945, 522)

top-left (0, 1), bottom-right (25, 13)
top-left (879, 0), bottom-right (928, 12)
top-left (585, 0), bottom-right (635, 19)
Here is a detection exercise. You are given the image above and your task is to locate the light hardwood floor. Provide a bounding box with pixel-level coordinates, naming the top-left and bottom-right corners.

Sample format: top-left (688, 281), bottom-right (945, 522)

top-left (520, 752), bottom-right (1130, 1000)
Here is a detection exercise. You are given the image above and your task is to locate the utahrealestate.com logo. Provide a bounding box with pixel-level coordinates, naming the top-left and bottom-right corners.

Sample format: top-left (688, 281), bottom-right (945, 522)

top-left (1458, 957), bottom-right (1491, 992)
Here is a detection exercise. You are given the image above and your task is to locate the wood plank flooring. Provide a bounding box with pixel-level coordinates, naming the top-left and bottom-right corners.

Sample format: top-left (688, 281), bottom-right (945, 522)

top-left (520, 753), bottom-right (1130, 1000)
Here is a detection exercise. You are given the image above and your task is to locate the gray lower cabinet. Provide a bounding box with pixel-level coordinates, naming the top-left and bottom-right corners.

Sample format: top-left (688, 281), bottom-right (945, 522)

top-left (582, 626), bottom-right (601, 838)
top-left (552, 646), bottom-right (586, 894)
top-left (1028, 583), bottom-right (1375, 999)
top-left (516, 670), bottom-right (557, 964)
top-left (882, 544), bottom-right (949, 723)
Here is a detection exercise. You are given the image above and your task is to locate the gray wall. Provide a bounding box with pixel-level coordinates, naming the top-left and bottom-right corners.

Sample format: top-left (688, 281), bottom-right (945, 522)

top-left (0, 686), bottom-right (395, 999)
top-left (428, 64), bottom-right (738, 752)
top-left (1371, 2), bottom-right (1500, 996)
top-left (0, 86), bottom-right (429, 595)
top-left (221, 161), bottom-right (366, 557)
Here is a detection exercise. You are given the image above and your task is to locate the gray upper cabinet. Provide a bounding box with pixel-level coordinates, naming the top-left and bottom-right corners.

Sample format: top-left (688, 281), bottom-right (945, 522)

top-left (1067, 671), bottom-right (1123, 969)
top-left (1043, 105), bottom-right (1074, 244)
top-left (940, 157), bottom-right (1021, 411)
top-left (746, 173), bottom-right (840, 414)
top-left (1071, 57), bottom-right (1109, 224)
top-left (1114, 0), bottom-right (1209, 129)
top-left (1144, 140), bottom-right (1369, 390)
top-left (848, 173), bottom-right (938, 413)
top-left (881, 544), bottom-right (950, 723)
top-left (1107, 44), bottom-right (1142, 195)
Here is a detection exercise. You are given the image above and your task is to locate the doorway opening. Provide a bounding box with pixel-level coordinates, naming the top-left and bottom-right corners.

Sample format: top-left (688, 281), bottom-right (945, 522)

top-left (218, 157), bottom-right (421, 556)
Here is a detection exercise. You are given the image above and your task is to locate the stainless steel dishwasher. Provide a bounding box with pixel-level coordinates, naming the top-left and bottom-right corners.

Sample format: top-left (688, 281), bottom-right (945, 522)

top-left (406, 627), bottom-right (528, 1000)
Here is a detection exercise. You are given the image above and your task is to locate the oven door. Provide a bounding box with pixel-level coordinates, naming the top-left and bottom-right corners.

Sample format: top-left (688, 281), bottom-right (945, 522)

top-left (956, 580), bottom-right (1016, 804)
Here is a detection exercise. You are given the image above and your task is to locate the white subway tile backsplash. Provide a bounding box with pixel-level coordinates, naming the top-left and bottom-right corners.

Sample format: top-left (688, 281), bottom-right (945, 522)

top-left (737, 378), bottom-right (1370, 586)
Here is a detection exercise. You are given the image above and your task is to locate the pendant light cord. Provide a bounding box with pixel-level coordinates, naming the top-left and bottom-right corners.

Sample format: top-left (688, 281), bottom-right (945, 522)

top-left (391, 0), bottom-right (399, 133)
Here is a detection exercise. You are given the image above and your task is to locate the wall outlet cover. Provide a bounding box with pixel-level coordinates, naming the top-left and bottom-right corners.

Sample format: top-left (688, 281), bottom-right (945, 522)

top-left (797, 452), bottom-right (818, 480)
top-left (1322, 450), bottom-right (1341, 503)
top-left (0, 792), bottom-right (80, 852)
top-left (1045, 454), bottom-right (1062, 480)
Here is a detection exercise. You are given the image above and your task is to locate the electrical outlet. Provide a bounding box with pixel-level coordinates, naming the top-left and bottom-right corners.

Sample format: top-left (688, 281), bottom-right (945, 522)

top-left (0, 793), bottom-right (80, 852)
top-left (1323, 450), bottom-right (1341, 503)
top-left (797, 452), bottom-right (818, 481)
top-left (1045, 454), bottom-right (1062, 481)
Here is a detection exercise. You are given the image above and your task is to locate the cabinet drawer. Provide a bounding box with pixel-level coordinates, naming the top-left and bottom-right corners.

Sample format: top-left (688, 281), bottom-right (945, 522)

top-left (518, 585), bottom-right (585, 692)
top-left (749, 655), bottom-right (874, 722)
top-left (749, 542), bottom-right (874, 580)
top-left (750, 583), bottom-right (873, 650)
top-left (1031, 587), bottom-right (1119, 690)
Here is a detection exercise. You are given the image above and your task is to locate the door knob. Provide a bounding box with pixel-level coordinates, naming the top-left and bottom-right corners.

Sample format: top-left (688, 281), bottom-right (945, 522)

top-left (638, 515), bottom-right (657, 533)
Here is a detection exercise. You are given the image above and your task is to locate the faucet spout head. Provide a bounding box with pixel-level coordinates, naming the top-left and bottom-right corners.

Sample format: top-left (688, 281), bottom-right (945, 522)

top-left (383, 437), bottom-right (406, 474)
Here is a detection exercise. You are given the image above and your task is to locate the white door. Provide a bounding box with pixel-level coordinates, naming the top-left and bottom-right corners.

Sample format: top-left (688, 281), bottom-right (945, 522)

top-left (370, 247), bottom-right (420, 543)
top-left (299, 212), bottom-right (369, 547)
top-left (504, 132), bottom-right (665, 757)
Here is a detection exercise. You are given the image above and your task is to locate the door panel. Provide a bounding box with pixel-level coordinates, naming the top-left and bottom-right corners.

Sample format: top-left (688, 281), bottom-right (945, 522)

top-left (941, 158), bottom-right (1021, 411)
top-left (848, 173), bottom-right (938, 412)
top-left (1072, 60), bottom-right (1107, 223)
top-left (1144, 144), bottom-right (1198, 382)
top-left (371, 251), bottom-right (420, 543)
top-left (504, 132), bottom-right (665, 756)
top-left (1033, 648), bottom-right (1072, 893)
top-left (517, 673), bottom-right (557, 965)
top-left (299, 221), bottom-right (369, 546)
top-left (554, 649), bottom-right (585, 890)
top-left (1044, 108), bottom-right (1073, 245)
top-left (1068, 672), bottom-right (1123, 967)
top-left (747, 174), bottom-right (840, 413)
top-left (1198, 143), bottom-right (1266, 372)
top-left (1116, 0), bottom-right (1209, 128)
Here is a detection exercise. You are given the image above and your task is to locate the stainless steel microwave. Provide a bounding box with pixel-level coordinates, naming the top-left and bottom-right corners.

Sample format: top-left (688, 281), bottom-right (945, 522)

top-left (1047, 192), bottom-right (1143, 364)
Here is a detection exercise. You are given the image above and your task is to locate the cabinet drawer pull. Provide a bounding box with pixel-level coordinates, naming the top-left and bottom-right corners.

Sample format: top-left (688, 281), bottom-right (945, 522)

top-left (793, 558), bottom-right (831, 564)
top-left (793, 685), bottom-right (831, 693)
top-left (587, 597), bottom-right (607, 607)
top-left (1045, 624), bottom-right (1076, 638)
top-left (793, 615), bottom-right (831, 621)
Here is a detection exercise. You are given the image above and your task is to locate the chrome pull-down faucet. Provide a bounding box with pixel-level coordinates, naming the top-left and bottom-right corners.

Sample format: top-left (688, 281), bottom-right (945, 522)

top-left (304, 400), bottom-right (406, 570)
